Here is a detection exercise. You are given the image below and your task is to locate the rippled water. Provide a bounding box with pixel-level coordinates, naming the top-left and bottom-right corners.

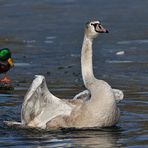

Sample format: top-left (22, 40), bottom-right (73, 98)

top-left (0, 0), bottom-right (148, 147)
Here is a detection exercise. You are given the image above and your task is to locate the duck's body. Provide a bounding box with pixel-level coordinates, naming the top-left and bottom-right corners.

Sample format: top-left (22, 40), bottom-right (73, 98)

top-left (0, 61), bottom-right (11, 73)
top-left (4, 21), bottom-right (124, 129)
top-left (0, 48), bottom-right (14, 83)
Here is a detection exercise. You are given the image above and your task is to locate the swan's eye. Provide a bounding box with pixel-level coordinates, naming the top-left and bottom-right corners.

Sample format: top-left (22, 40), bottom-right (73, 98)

top-left (91, 23), bottom-right (101, 28)
top-left (91, 23), bottom-right (96, 26)
top-left (90, 23), bottom-right (97, 29)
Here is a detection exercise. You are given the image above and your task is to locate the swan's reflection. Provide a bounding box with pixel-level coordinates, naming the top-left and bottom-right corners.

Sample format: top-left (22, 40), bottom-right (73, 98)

top-left (23, 127), bottom-right (122, 148)
top-left (70, 130), bottom-right (121, 148)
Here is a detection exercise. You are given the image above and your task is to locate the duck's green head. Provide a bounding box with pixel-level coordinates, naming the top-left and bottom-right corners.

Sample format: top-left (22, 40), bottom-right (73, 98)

top-left (0, 48), bottom-right (11, 60)
top-left (0, 48), bottom-right (14, 67)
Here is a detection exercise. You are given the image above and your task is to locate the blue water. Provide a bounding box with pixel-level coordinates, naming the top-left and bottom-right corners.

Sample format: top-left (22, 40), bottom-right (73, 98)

top-left (0, 0), bottom-right (148, 147)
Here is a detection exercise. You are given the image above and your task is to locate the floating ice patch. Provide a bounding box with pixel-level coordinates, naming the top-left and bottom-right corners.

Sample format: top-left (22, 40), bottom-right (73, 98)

top-left (23, 40), bottom-right (36, 44)
top-left (46, 36), bottom-right (56, 40)
top-left (44, 36), bottom-right (56, 44)
top-left (70, 54), bottom-right (80, 57)
top-left (14, 63), bottom-right (31, 67)
top-left (106, 60), bottom-right (133, 64)
top-left (117, 40), bottom-right (148, 45)
top-left (116, 51), bottom-right (125, 55)
top-left (44, 40), bottom-right (54, 44)
top-left (23, 40), bottom-right (36, 47)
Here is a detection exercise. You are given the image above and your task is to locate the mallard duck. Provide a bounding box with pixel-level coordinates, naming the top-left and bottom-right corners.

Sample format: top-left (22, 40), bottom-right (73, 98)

top-left (0, 48), bottom-right (14, 83)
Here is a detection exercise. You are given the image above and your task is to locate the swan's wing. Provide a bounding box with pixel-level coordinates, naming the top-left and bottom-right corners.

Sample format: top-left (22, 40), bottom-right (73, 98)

top-left (73, 90), bottom-right (91, 101)
top-left (73, 89), bottom-right (124, 103)
top-left (112, 89), bottom-right (124, 103)
top-left (21, 75), bottom-right (73, 129)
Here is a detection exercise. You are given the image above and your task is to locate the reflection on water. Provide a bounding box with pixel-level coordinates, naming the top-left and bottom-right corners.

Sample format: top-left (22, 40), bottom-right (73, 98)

top-left (1, 126), bottom-right (123, 147)
top-left (0, 0), bottom-right (148, 147)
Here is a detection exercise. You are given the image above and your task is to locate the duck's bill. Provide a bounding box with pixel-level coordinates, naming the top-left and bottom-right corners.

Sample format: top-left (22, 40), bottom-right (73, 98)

top-left (7, 58), bottom-right (14, 67)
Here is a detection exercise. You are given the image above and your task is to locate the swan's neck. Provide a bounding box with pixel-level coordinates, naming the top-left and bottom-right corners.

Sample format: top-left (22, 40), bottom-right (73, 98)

top-left (81, 35), bottom-right (95, 88)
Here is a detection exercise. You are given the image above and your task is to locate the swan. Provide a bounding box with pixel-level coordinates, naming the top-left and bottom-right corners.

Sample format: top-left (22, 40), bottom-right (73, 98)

top-left (4, 20), bottom-right (124, 129)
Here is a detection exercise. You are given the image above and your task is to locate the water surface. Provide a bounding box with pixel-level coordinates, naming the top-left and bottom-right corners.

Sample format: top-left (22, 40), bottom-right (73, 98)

top-left (0, 0), bottom-right (148, 147)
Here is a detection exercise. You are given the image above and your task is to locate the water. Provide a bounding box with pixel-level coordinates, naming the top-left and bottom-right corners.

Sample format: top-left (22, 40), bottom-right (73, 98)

top-left (0, 0), bottom-right (148, 147)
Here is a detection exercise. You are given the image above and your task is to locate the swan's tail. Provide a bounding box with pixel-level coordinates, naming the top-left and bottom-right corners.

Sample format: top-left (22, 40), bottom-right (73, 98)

top-left (21, 75), bottom-right (72, 129)
top-left (112, 89), bottom-right (124, 103)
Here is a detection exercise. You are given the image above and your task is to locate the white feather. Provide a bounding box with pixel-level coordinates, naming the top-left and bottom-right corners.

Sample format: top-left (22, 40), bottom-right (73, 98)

top-left (21, 75), bottom-right (73, 128)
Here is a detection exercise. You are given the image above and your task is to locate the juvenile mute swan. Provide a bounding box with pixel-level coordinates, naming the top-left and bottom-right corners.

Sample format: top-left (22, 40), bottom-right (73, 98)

top-left (5, 20), bottom-right (123, 129)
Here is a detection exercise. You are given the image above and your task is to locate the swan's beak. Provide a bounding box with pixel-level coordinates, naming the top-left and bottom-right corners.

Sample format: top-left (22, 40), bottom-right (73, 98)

top-left (96, 24), bottom-right (109, 33)
top-left (7, 58), bottom-right (14, 67)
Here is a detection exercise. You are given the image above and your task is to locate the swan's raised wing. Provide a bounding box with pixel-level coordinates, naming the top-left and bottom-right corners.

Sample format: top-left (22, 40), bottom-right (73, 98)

top-left (21, 75), bottom-right (73, 129)
top-left (73, 89), bottom-right (123, 103)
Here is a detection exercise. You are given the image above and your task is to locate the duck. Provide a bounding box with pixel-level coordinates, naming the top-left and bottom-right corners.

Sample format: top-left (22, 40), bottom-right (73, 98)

top-left (4, 20), bottom-right (124, 129)
top-left (0, 48), bottom-right (14, 83)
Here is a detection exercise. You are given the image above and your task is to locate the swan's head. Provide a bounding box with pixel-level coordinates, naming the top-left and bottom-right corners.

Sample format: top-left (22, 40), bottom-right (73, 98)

top-left (85, 21), bottom-right (109, 39)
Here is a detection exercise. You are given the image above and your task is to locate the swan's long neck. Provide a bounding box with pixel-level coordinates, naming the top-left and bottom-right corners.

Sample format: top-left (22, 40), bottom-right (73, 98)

top-left (81, 35), bottom-right (95, 88)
